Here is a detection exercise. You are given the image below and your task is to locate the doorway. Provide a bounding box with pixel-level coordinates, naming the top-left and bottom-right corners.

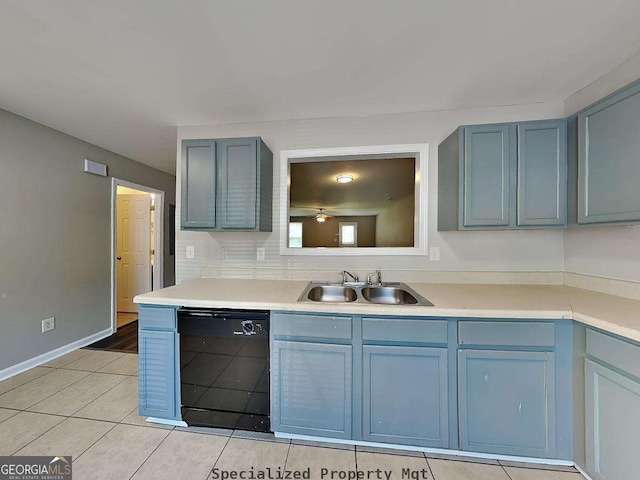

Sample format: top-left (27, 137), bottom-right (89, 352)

top-left (110, 179), bottom-right (165, 334)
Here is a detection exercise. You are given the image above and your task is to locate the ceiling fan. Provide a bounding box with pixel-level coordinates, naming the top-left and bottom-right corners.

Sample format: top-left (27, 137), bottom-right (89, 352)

top-left (312, 208), bottom-right (331, 223)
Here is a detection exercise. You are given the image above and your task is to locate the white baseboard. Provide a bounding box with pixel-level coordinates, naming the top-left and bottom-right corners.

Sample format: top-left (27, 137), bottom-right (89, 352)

top-left (146, 417), bottom-right (188, 427)
top-left (0, 327), bottom-right (114, 382)
top-left (275, 432), bottom-right (575, 467)
top-left (574, 464), bottom-right (594, 480)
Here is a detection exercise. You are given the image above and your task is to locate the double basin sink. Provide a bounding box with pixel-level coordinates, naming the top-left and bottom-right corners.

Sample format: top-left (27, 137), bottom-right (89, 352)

top-left (298, 282), bottom-right (434, 306)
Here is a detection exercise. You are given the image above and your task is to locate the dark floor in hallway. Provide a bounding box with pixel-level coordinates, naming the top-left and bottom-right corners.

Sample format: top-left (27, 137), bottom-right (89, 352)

top-left (87, 321), bottom-right (138, 353)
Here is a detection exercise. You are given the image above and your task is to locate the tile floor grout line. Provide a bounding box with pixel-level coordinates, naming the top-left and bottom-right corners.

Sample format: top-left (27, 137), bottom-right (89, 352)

top-left (427, 458), bottom-right (436, 480)
top-left (206, 432), bottom-right (235, 480)
top-left (69, 376), bottom-right (138, 423)
top-left (0, 368), bottom-right (55, 397)
top-left (423, 457), bottom-right (436, 480)
top-left (8, 412), bottom-right (67, 456)
top-left (126, 426), bottom-right (173, 480)
top-left (15, 416), bottom-right (119, 461)
top-left (67, 372), bottom-right (131, 418)
top-left (25, 370), bottom-right (131, 418)
top-left (501, 464), bottom-right (515, 480)
top-left (282, 439), bottom-right (293, 471)
top-left (354, 444), bottom-right (358, 473)
top-left (58, 367), bottom-right (137, 377)
top-left (42, 349), bottom-right (94, 369)
top-left (60, 351), bottom-right (129, 374)
top-left (1, 368), bottom-right (96, 413)
top-left (72, 420), bottom-right (119, 462)
top-left (0, 409), bottom-right (20, 426)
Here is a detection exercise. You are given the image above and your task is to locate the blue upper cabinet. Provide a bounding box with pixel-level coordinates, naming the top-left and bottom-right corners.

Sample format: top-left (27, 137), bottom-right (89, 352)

top-left (438, 119), bottom-right (567, 230)
top-left (181, 137), bottom-right (273, 231)
top-left (517, 120), bottom-right (567, 226)
top-left (463, 124), bottom-right (513, 227)
top-left (181, 140), bottom-right (217, 229)
top-left (577, 81), bottom-right (640, 224)
top-left (217, 138), bottom-right (258, 230)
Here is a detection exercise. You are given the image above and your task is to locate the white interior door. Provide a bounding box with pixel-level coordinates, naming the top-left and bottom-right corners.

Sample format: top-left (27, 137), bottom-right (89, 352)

top-left (117, 193), bottom-right (151, 312)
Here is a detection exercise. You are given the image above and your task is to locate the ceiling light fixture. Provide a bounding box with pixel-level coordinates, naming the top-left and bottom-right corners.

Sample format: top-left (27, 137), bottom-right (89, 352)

top-left (315, 208), bottom-right (328, 223)
top-left (336, 174), bottom-right (354, 184)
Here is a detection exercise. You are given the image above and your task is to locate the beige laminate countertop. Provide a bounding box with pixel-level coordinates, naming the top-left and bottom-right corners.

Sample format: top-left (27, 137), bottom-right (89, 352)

top-left (134, 278), bottom-right (640, 343)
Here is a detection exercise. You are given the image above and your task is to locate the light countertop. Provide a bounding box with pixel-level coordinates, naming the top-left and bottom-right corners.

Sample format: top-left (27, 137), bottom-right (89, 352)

top-left (134, 278), bottom-right (640, 343)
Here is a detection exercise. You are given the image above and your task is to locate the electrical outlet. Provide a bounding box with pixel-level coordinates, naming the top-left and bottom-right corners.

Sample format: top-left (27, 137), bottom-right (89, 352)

top-left (256, 247), bottom-right (266, 261)
top-left (429, 246), bottom-right (440, 261)
top-left (42, 317), bottom-right (55, 333)
top-left (186, 245), bottom-right (195, 259)
top-left (218, 247), bottom-right (225, 260)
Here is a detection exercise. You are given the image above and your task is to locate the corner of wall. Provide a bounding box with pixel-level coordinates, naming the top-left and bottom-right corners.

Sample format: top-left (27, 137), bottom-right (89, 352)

top-left (564, 51), bottom-right (640, 116)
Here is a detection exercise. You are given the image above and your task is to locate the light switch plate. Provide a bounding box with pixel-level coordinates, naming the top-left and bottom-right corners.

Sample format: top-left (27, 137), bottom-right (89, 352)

top-left (186, 245), bottom-right (195, 259)
top-left (429, 246), bottom-right (440, 261)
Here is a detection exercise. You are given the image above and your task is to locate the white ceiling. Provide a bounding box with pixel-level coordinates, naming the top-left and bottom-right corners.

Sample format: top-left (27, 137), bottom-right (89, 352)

top-left (1, 1), bottom-right (640, 174)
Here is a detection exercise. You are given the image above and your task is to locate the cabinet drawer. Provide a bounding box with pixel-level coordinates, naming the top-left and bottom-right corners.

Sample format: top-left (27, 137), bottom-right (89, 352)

top-left (362, 318), bottom-right (447, 344)
top-left (458, 321), bottom-right (555, 347)
top-left (272, 313), bottom-right (352, 339)
top-left (587, 329), bottom-right (640, 379)
top-left (139, 306), bottom-right (177, 330)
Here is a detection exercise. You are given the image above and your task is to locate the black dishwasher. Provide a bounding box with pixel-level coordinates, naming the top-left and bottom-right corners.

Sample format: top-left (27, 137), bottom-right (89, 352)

top-left (177, 308), bottom-right (270, 432)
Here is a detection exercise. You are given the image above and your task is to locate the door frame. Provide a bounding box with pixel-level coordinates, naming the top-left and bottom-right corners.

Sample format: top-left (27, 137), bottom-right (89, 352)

top-left (111, 178), bottom-right (165, 333)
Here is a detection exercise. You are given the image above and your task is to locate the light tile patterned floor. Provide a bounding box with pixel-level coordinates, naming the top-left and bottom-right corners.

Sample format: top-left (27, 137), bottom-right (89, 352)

top-left (0, 348), bottom-right (585, 480)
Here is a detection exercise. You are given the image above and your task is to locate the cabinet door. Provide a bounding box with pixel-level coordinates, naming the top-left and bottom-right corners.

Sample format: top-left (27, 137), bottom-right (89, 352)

top-left (363, 345), bottom-right (448, 448)
top-left (462, 125), bottom-right (513, 227)
top-left (458, 350), bottom-right (556, 457)
top-left (585, 359), bottom-right (640, 480)
top-left (181, 140), bottom-right (216, 229)
top-left (517, 120), bottom-right (567, 226)
top-left (578, 83), bottom-right (640, 224)
top-left (139, 330), bottom-right (178, 419)
top-left (217, 138), bottom-right (258, 230)
top-left (271, 340), bottom-right (352, 439)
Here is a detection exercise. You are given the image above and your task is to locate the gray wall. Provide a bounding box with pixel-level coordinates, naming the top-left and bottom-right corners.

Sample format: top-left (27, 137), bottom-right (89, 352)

top-left (291, 216), bottom-right (377, 248)
top-left (376, 194), bottom-right (415, 248)
top-left (0, 108), bottom-right (176, 371)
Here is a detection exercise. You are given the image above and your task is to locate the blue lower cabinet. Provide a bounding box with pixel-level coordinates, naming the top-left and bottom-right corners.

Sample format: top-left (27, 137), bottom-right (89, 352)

top-left (362, 345), bottom-right (448, 448)
top-left (585, 331), bottom-right (640, 480)
top-left (585, 359), bottom-right (640, 480)
top-left (271, 340), bottom-right (352, 439)
top-left (458, 349), bottom-right (556, 458)
top-left (139, 329), bottom-right (179, 419)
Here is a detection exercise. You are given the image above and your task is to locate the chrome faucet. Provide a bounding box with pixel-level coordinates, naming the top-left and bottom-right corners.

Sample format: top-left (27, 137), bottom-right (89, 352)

top-left (340, 270), bottom-right (359, 284)
top-left (367, 270), bottom-right (382, 285)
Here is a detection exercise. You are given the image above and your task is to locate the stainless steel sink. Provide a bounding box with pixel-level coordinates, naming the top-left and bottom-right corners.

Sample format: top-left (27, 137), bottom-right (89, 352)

top-left (306, 285), bottom-right (357, 303)
top-left (298, 281), bottom-right (433, 306)
top-left (361, 286), bottom-right (418, 305)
